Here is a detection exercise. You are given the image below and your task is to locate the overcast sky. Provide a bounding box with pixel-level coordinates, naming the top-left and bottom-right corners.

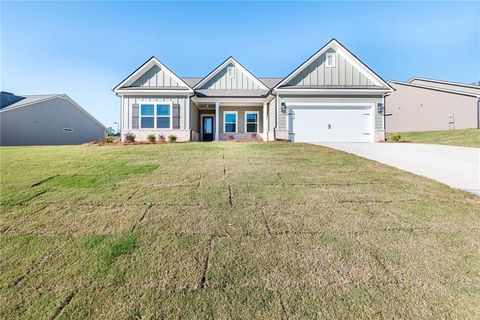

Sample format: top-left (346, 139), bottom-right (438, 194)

top-left (2, 1), bottom-right (479, 128)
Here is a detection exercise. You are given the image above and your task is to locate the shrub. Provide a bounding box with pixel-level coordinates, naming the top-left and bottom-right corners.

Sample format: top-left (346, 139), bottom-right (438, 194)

top-left (158, 134), bottom-right (166, 143)
top-left (146, 134), bottom-right (156, 143)
top-left (103, 136), bottom-right (116, 143)
top-left (167, 135), bottom-right (177, 143)
top-left (389, 134), bottom-right (401, 142)
top-left (124, 132), bottom-right (136, 143)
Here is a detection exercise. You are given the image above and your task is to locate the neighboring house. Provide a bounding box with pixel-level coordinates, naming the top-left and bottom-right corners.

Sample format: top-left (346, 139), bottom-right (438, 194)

top-left (114, 39), bottom-right (393, 143)
top-left (0, 92), bottom-right (106, 146)
top-left (385, 78), bottom-right (480, 132)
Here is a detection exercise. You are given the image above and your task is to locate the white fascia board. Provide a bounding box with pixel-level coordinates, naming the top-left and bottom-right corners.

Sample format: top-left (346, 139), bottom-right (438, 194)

top-left (115, 89), bottom-right (193, 96)
top-left (191, 97), bottom-right (268, 104)
top-left (114, 57), bottom-right (192, 92)
top-left (273, 88), bottom-right (391, 95)
top-left (274, 39), bottom-right (393, 91)
top-left (193, 57), bottom-right (268, 90)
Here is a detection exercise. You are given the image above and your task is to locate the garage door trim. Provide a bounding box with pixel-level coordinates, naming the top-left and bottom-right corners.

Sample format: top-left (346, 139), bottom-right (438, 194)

top-left (285, 102), bottom-right (376, 143)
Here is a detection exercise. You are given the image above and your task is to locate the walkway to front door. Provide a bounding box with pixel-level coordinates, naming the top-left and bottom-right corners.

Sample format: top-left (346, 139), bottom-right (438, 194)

top-left (202, 116), bottom-right (214, 141)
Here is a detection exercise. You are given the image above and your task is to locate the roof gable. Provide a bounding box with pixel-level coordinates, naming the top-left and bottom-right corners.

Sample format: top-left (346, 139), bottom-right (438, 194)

top-left (194, 57), bottom-right (268, 90)
top-left (407, 77), bottom-right (480, 95)
top-left (114, 57), bottom-right (192, 92)
top-left (275, 39), bottom-right (392, 91)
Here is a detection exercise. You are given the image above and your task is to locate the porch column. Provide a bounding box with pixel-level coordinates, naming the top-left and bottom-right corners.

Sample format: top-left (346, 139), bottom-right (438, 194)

top-left (263, 102), bottom-right (268, 141)
top-left (186, 97), bottom-right (191, 130)
top-left (215, 101), bottom-right (220, 141)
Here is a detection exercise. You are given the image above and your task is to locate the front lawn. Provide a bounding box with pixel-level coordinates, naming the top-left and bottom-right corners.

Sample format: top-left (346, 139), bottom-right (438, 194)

top-left (387, 128), bottom-right (480, 148)
top-left (1, 142), bottom-right (479, 319)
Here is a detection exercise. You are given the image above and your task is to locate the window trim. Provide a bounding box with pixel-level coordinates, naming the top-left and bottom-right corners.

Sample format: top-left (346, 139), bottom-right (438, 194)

top-left (138, 101), bottom-right (173, 130)
top-left (326, 52), bottom-right (336, 68)
top-left (244, 111), bottom-right (259, 133)
top-left (223, 111), bottom-right (238, 133)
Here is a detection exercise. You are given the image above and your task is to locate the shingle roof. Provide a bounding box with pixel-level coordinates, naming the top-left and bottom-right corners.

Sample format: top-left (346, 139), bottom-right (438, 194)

top-left (181, 77), bottom-right (203, 88)
top-left (194, 89), bottom-right (269, 97)
top-left (1, 92), bottom-right (25, 109)
top-left (0, 94), bottom-right (60, 111)
top-left (180, 77), bottom-right (282, 89)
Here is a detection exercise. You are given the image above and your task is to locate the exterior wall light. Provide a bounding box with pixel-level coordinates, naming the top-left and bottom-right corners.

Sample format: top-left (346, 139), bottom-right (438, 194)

top-left (281, 103), bottom-right (287, 113)
top-left (377, 103), bottom-right (384, 115)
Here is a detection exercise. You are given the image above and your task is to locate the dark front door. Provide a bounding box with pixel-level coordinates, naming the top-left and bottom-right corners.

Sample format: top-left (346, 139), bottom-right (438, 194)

top-left (202, 116), bottom-right (214, 141)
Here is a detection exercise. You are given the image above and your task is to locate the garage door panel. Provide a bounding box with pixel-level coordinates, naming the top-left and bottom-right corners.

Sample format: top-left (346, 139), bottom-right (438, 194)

top-left (289, 105), bottom-right (373, 143)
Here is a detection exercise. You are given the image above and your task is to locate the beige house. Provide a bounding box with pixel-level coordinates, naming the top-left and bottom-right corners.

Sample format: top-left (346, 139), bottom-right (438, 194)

top-left (385, 78), bottom-right (480, 133)
top-left (114, 39), bottom-right (393, 143)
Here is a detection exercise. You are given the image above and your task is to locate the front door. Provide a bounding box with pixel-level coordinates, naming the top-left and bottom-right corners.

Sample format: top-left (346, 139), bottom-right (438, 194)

top-left (202, 116), bottom-right (214, 141)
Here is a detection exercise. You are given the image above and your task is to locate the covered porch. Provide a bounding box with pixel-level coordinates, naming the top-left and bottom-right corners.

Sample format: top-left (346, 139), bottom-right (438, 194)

top-left (191, 97), bottom-right (271, 141)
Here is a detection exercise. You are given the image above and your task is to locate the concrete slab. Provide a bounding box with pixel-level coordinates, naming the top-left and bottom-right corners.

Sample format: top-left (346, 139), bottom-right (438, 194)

top-left (314, 143), bottom-right (480, 196)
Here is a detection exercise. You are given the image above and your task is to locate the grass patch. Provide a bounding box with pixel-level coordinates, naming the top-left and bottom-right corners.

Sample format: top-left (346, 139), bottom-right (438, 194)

top-left (1, 142), bottom-right (479, 318)
top-left (387, 129), bottom-right (480, 147)
top-left (98, 234), bottom-right (138, 266)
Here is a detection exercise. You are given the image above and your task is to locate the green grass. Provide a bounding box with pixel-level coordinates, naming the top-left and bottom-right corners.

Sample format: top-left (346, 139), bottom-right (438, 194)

top-left (1, 142), bottom-right (479, 319)
top-left (387, 128), bottom-right (480, 147)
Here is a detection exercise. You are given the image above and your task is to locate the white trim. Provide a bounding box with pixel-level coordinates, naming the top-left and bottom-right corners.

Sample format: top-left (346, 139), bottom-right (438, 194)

top-left (138, 101), bottom-right (173, 130)
top-left (200, 114), bottom-right (215, 141)
top-left (215, 102), bottom-right (220, 141)
top-left (286, 102), bottom-right (375, 143)
top-left (273, 88), bottom-right (391, 95)
top-left (223, 111), bottom-right (238, 133)
top-left (114, 57), bottom-right (193, 92)
top-left (326, 52), bottom-right (335, 68)
top-left (115, 89), bottom-right (192, 95)
top-left (244, 111), bottom-right (259, 133)
top-left (192, 97), bottom-right (269, 104)
top-left (227, 66), bottom-right (234, 78)
top-left (274, 39), bottom-right (392, 91)
top-left (193, 57), bottom-right (268, 90)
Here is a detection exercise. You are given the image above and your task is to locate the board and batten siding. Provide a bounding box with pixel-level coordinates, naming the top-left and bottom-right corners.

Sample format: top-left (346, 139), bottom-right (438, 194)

top-left (276, 95), bottom-right (384, 130)
top-left (285, 49), bottom-right (376, 87)
top-left (198, 63), bottom-right (262, 90)
top-left (130, 65), bottom-right (185, 88)
top-left (121, 95), bottom-right (189, 130)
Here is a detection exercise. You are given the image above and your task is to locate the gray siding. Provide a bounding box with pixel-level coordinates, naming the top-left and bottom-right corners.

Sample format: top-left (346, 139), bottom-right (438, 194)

top-left (130, 65), bottom-right (184, 88)
top-left (1, 98), bottom-right (105, 146)
top-left (276, 95), bottom-right (384, 130)
top-left (121, 95), bottom-right (189, 130)
top-left (386, 82), bottom-right (478, 132)
top-left (285, 49), bottom-right (376, 87)
top-left (199, 63), bottom-right (262, 90)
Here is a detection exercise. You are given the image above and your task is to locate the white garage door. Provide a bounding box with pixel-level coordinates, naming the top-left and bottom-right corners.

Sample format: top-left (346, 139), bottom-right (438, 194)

top-left (288, 105), bottom-right (374, 142)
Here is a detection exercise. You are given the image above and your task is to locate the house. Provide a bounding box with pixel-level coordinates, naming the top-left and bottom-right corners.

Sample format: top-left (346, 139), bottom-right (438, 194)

top-left (385, 78), bottom-right (480, 132)
top-left (0, 92), bottom-right (106, 146)
top-left (114, 39), bottom-right (393, 143)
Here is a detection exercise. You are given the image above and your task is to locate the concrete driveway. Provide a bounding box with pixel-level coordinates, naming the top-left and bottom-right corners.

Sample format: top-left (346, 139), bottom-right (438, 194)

top-left (315, 143), bottom-right (480, 196)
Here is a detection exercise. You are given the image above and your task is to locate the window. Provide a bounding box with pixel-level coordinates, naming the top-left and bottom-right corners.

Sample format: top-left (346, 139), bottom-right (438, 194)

top-left (326, 52), bottom-right (336, 68)
top-left (227, 66), bottom-right (234, 78)
top-left (224, 111), bottom-right (237, 133)
top-left (140, 103), bottom-right (171, 129)
top-left (156, 104), bottom-right (170, 128)
top-left (245, 111), bottom-right (259, 133)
